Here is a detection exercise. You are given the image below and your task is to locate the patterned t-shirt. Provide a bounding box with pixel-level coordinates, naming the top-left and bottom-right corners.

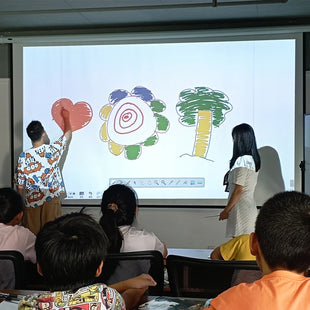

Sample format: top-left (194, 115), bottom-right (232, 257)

top-left (14, 136), bottom-right (67, 208)
top-left (18, 283), bottom-right (126, 310)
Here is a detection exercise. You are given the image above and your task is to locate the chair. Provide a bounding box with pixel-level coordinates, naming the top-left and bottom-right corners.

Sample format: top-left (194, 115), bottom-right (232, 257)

top-left (99, 250), bottom-right (164, 296)
top-left (0, 250), bottom-right (25, 289)
top-left (166, 255), bottom-right (262, 298)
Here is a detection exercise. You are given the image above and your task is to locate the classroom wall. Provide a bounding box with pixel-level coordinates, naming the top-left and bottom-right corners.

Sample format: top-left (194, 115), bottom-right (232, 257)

top-left (61, 206), bottom-right (227, 249)
top-left (0, 31), bottom-right (309, 248)
top-left (0, 44), bottom-right (11, 188)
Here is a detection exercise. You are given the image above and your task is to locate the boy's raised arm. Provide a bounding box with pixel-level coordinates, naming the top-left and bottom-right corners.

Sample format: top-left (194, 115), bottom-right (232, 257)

top-left (61, 108), bottom-right (72, 141)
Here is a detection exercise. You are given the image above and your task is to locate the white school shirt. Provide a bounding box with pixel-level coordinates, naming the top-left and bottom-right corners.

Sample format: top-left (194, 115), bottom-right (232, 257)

top-left (0, 223), bottom-right (36, 263)
top-left (105, 225), bottom-right (165, 284)
top-left (119, 225), bottom-right (165, 254)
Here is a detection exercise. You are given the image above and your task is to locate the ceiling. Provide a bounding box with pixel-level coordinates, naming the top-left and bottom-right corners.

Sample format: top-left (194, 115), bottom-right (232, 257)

top-left (0, 0), bottom-right (310, 36)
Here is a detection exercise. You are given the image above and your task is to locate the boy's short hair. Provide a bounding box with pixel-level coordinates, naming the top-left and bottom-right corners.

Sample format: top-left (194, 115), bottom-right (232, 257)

top-left (255, 191), bottom-right (310, 273)
top-left (35, 212), bottom-right (109, 291)
top-left (0, 188), bottom-right (24, 224)
top-left (26, 121), bottom-right (44, 142)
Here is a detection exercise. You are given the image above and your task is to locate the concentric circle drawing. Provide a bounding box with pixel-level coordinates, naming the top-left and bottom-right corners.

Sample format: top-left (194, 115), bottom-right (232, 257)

top-left (99, 86), bottom-right (169, 160)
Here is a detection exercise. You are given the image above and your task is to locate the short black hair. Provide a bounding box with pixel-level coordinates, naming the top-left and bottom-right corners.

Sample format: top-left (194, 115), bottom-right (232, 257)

top-left (26, 121), bottom-right (44, 143)
top-left (255, 191), bottom-right (310, 273)
top-left (0, 188), bottom-right (24, 224)
top-left (35, 212), bottom-right (109, 291)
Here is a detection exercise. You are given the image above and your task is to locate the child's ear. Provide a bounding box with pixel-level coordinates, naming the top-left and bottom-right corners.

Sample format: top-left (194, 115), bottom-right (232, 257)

top-left (16, 211), bottom-right (23, 224)
top-left (37, 263), bottom-right (43, 276)
top-left (7, 211), bottom-right (23, 226)
top-left (250, 232), bottom-right (259, 256)
top-left (95, 261), bottom-right (104, 277)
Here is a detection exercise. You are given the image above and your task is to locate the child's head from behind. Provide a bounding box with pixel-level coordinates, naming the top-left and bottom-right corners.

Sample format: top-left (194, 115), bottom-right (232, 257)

top-left (100, 184), bottom-right (137, 226)
top-left (0, 188), bottom-right (24, 224)
top-left (26, 121), bottom-right (45, 143)
top-left (254, 191), bottom-right (310, 274)
top-left (35, 212), bottom-right (109, 291)
top-left (99, 184), bottom-right (137, 253)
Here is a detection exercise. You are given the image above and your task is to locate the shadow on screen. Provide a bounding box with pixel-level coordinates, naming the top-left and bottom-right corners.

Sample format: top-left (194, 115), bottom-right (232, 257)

top-left (255, 146), bottom-right (285, 206)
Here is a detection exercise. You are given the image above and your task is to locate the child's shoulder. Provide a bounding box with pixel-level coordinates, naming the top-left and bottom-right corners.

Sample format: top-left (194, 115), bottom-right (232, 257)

top-left (122, 226), bottom-right (156, 238)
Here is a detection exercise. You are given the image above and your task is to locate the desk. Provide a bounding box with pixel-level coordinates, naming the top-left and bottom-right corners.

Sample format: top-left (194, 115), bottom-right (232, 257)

top-left (0, 288), bottom-right (44, 300)
top-left (139, 296), bottom-right (205, 310)
top-left (0, 289), bottom-right (47, 309)
top-left (168, 248), bottom-right (212, 260)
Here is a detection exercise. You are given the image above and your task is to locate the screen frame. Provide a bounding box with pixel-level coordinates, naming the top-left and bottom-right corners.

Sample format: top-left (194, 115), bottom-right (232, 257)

top-left (12, 29), bottom-right (304, 207)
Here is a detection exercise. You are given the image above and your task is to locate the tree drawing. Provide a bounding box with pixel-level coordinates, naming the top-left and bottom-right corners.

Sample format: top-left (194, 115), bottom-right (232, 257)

top-left (176, 87), bottom-right (232, 159)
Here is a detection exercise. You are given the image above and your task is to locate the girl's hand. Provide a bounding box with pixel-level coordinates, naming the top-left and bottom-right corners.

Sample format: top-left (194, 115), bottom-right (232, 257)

top-left (125, 274), bottom-right (156, 289)
top-left (219, 209), bottom-right (229, 220)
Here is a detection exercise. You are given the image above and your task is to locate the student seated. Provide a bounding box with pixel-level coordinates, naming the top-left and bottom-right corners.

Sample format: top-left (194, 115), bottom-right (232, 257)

top-left (0, 187), bottom-right (36, 264)
top-left (210, 234), bottom-right (255, 260)
top-left (99, 184), bottom-right (167, 283)
top-left (210, 234), bottom-right (262, 286)
top-left (205, 191), bottom-right (310, 310)
top-left (19, 212), bottom-right (156, 310)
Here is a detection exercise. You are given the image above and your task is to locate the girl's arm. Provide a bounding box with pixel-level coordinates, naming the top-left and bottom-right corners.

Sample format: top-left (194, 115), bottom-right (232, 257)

top-left (110, 274), bottom-right (156, 310)
top-left (219, 184), bottom-right (243, 220)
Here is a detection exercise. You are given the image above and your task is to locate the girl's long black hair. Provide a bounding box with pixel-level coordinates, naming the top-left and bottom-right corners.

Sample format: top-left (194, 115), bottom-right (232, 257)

top-left (99, 184), bottom-right (137, 253)
top-left (98, 184), bottom-right (138, 282)
top-left (230, 123), bottom-right (261, 172)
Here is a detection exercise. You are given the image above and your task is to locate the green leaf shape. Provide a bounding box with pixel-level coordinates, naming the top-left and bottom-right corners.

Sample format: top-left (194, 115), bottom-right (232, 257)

top-left (150, 100), bottom-right (165, 113)
top-left (143, 134), bottom-right (158, 146)
top-left (154, 113), bottom-right (169, 132)
top-left (176, 87), bottom-right (232, 127)
top-left (125, 145), bottom-right (141, 160)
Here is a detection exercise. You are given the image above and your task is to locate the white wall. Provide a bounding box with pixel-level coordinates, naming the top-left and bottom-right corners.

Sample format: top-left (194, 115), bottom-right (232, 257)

top-left (61, 206), bottom-right (228, 249)
top-left (305, 72), bottom-right (310, 195)
top-left (0, 78), bottom-right (11, 188)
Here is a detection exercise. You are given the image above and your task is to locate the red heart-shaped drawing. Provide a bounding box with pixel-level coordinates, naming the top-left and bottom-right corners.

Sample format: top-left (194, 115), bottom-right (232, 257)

top-left (51, 98), bottom-right (93, 132)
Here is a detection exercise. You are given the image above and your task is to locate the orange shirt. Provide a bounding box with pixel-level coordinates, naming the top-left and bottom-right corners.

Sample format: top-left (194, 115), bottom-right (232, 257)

top-left (206, 270), bottom-right (310, 310)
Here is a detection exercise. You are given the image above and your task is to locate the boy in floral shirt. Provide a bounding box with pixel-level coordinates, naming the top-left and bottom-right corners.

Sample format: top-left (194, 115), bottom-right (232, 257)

top-left (14, 108), bottom-right (71, 234)
top-left (19, 213), bottom-right (155, 310)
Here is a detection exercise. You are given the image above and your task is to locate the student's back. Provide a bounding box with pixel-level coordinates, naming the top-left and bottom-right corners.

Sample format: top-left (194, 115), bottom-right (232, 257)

top-left (0, 224), bottom-right (36, 264)
top-left (210, 234), bottom-right (255, 261)
top-left (208, 270), bottom-right (310, 310)
top-left (205, 191), bottom-right (310, 310)
top-left (99, 184), bottom-right (167, 284)
top-left (0, 188), bottom-right (36, 264)
top-left (19, 212), bottom-right (155, 310)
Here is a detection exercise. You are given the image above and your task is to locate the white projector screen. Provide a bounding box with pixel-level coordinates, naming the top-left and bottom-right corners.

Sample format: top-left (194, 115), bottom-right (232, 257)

top-left (12, 32), bottom-right (302, 206)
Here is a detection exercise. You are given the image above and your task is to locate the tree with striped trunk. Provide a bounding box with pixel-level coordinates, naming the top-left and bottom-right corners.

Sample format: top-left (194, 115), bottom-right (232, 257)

top-left (176, 87), bottom-right (232, 159)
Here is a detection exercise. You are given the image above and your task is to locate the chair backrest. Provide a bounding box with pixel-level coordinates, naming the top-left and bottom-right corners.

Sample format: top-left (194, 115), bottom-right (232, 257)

top-left (99, 250), bottom-right (164, 296)
top-left (167, 255), bottom-right (262, 298)
top-left (0, 250), bottom-right (25, 289)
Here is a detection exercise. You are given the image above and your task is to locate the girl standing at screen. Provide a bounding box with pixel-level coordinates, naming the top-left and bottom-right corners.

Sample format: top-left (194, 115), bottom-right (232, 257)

top-left (99, 184), bottom-right (167, 283)
top-left (219, 123), bottom-right (261, 238)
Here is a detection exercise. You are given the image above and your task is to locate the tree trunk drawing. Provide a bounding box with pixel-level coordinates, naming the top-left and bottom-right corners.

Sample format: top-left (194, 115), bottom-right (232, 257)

top-left (193, 110), bottom-right (212, 158)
